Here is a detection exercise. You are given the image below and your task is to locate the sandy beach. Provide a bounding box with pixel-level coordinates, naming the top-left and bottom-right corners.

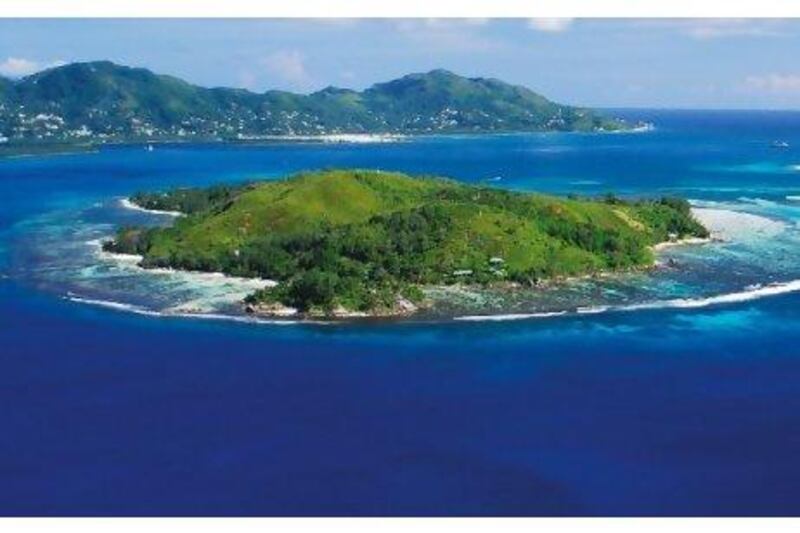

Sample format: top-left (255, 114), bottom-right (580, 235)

top-left (691, 206), bottom-right (786, 242)
top-left (652, 236), bottom-right (712, 251)
top-left (236, 133), bottom-right (405, 144)
top-left (119, 197), bottom-right (184, 217)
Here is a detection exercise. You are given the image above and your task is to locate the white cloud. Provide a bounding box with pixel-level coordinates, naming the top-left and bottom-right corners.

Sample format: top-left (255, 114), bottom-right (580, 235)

top-left (527, 18), bottom-right (574, 33)
top-left (686, 19), bottom-right (784, 39)
top-left (0, 57), bottom-right (38, 77)
top-left (0, 57), bottom-right (65, 78)
top-left (261, 50), bottom-right (311, 89)
top-left (744, 73), bottom-right (800, 93)
top-left (420, 18), bottom-right (489, 28)
top-left (638, 19), bottom-right (786, 40)
top-left (392, 19), bottom-right (499, 52)
top-left (308, 18), bottom-right (359, 27)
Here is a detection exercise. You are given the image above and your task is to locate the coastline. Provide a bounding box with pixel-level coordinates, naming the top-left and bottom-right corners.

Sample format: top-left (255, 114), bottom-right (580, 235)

top-left (95, 244), bottom-right (276, 289)
top-left (88, 238), bottom-right (277, 317)
top-left (453, 279), bottom-right (800, 322)
top-left (235, 133), bottom-right (406, 144)
top-left (102, 197), bottom-right (793, 324)
top-left (119, 197), bottom-right (184, 217)
top-left (182, 211), bottom-right (732, 322)
top-left (84, 201), bottom-right (800, 324)
top-left (690, 206), bottom-right (786, 242)
top-left (110, 200), bottom-right (718, 322)
top-left (246, 296), bottom-right (420, 320)
top-left (651, 236), bottom-right (713, 251)
top-left (245, 247), bottom-right (686, 321)
top-left (0, 124), bottom-right (651, 160)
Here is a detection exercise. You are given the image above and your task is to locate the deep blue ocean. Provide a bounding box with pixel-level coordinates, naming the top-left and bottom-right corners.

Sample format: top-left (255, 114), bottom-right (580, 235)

top-left (3, 110), bottom-right (800, 515)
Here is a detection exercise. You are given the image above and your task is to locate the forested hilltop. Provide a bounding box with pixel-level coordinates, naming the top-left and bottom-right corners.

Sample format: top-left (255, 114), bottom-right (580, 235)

top-left (0, 61), bottom-right (630, 149)
top-left (104, 170), bottom-right (708, 318)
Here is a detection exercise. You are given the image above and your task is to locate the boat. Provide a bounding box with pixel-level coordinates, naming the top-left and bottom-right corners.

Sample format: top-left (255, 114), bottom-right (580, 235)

top-left (772, 140), bottom-right (790, 148)
top-left (145, 144), bottom-right (154, 152)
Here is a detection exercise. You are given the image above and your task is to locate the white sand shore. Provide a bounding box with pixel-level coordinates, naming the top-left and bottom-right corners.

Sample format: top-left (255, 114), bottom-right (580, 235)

top-left (650, 206), bottom-right (784, 253)
top-left (141, 264), bottom-right (277, 288)
top-left (652, 236), bottom-right (712, 251)
top-left (628, 122), bottom-right (655, 133)
top-left (86, 239), bottom-right (276, 316)
top-left (237, 133), bottom-right (405, 144)
top-left (119, 198), bottom-right (183, 217)
top-left (691, 207), bottom-right (786, 242)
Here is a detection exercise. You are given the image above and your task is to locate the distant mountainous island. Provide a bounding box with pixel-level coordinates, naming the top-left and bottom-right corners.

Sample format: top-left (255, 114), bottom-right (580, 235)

top-left (105, 170), bottom-right (708, 318)
top-left (0, 61), bottom-right (634, 149)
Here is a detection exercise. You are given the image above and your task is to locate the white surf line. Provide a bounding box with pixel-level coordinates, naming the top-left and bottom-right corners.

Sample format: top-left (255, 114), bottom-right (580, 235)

top-left (85, 236), bottom-right (277, 288)
top-left (617, 280), bottom-right (800, 311)
top-left (689, 206), bottom-right (787, 243)
top-left (140, 266), bottom-right (276, 288)
top-left (68, 279), bottom-right (800, 325)
top-left (66, 295), bottom-right (160, 316)
top-left (237, 133), bottom-right (406, 144)
top-left (119, 197), bottom-right (183, 217)
top-left (576, 305), bottom-right (610, 314)
top-left (454, 311), bottom-right (568, 322)
top-left (65, 294), bottom-right (305, 325)
top-left (453, 279), bottom-right (800, 322)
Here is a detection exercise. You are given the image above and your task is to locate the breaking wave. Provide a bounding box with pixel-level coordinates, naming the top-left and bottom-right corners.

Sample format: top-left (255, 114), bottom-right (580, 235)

top-left (119, 198), bottom-right (183, 217)
top-left (454, 311), bottom-right (568, 322)
top-left (65, 294), bottom-right (303, 325)
top-left (453, 280), bottom-right (800, 322)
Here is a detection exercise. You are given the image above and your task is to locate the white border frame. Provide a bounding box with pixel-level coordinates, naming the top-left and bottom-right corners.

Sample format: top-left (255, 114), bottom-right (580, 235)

top-left (2, 1), bottom-right (800, 529)
top-left (0, 0), bottom-right (799, 18)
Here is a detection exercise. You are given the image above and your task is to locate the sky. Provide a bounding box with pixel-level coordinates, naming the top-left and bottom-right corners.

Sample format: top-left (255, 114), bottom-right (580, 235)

top-left (1, 18), bottom-right (800, 109)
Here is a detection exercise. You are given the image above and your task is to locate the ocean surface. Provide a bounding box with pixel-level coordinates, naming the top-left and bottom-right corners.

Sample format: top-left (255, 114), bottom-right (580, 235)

top-left (3, 109), bottom-right (800, 515)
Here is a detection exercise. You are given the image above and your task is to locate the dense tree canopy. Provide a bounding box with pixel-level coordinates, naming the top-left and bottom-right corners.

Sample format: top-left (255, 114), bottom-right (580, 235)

top-left (105, 170), bottom-right (708, 314)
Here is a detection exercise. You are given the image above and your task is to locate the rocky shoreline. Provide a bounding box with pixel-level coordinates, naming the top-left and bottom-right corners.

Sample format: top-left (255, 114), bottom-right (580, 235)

top-left (242, 229), bottom-right (722, 320)
top-left (245, 295), bottom-right (421, 320)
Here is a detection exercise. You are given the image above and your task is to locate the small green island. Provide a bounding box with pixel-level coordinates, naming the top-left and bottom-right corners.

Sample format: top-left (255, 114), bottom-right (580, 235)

top-left (104, 170), bottom-right (708, 318)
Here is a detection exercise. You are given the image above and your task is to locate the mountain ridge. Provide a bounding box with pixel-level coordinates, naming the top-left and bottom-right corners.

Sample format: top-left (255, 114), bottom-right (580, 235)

top-left (0, 61), bottom-right (630, 146)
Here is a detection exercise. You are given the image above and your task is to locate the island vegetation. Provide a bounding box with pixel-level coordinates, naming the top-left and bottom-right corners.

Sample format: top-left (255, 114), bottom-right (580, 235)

top-left (104, 170), bottom-right (708, 318)
top-left (1, 62), bottom-right (632, 154)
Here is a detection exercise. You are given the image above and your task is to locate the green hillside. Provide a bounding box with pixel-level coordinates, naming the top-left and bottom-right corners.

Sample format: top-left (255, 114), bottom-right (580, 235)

top-left (0, 62), bottom-right (630, 145)
top-left (360, 69), bottom-right (601, 132)
top-left (105, 170), bottom-right (708, 317)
